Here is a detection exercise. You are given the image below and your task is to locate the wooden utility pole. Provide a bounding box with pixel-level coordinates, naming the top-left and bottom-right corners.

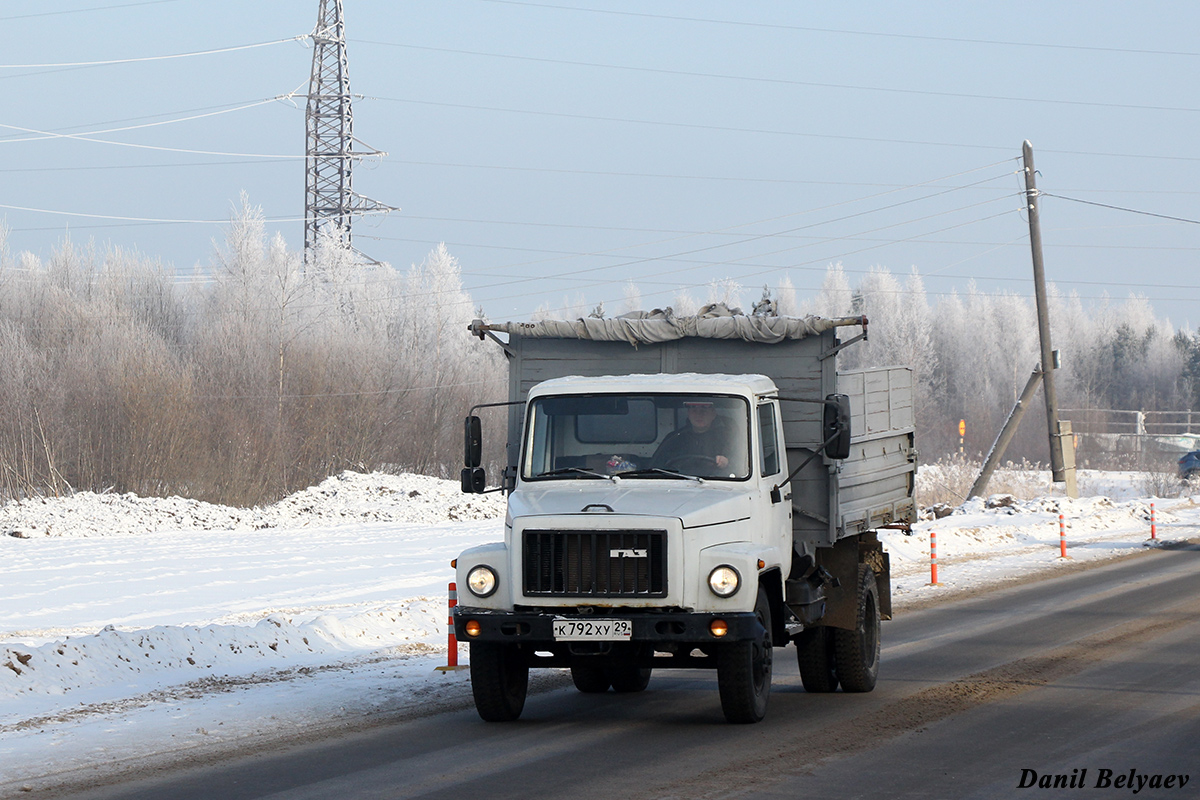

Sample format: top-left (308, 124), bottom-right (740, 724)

top-left (969, 366), bottom-right (1042, 499)
top-left (1022, 141), bottom-right (1067, 483)
top-left (970, 142), bottom-right (1078, 499)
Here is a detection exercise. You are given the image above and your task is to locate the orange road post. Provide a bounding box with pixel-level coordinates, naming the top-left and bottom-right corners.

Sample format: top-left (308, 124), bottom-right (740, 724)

top-left (930, 530), bottom-right (939, 585)
top-left (436, 581), bottom-right (469, 672)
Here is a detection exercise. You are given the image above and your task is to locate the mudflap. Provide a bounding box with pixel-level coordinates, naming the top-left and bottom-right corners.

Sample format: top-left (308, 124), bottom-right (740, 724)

top-left (816, 533), bottom-right (891, 630)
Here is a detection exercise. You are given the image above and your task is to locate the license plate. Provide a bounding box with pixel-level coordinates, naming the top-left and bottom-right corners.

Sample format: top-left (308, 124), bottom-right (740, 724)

top-left (552, 618), bottom-right (633, 641)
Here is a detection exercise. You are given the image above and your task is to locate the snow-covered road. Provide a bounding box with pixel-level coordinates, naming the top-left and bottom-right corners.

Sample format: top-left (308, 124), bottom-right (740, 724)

top-left (1, 470), bottom-right (1195, 795)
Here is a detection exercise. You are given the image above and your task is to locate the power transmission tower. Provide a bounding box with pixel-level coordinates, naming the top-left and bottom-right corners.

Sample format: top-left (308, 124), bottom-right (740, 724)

top-left (304, 0), bottom-right (394, 262)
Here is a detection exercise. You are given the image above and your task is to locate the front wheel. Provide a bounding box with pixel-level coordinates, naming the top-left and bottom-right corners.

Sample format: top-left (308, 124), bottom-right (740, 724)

top-left (833, 565), bottom-right (881, 692)
top-left (717, 585), bottom-right (773, 723)
top-left (470, 642), bottom-right (529, 721)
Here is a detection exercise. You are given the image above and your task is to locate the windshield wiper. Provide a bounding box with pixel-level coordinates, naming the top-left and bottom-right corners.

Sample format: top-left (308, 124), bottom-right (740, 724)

top-left (618, 468), bottom-right (701, 481)
top-left (537, 467), bottom-right (614, 481)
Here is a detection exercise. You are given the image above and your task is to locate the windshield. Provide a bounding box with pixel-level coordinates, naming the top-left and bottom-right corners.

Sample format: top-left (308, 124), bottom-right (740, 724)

top-left (522, 393), bottom-right (751, 481)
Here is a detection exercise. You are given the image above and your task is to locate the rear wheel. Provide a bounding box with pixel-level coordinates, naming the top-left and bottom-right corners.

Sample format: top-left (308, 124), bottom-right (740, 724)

top-left (470, 642), bottom-right (529, 721)
top-left (717, 585), bottom-right (773, 723)
top-left (833, 565), bottom-right (881, 692)
top-left (795, 626), bottom-right (838, 693)
top-left (570, 662), bottom-right (611, 693)
top-left (609, 664), bottom-right (652, 693)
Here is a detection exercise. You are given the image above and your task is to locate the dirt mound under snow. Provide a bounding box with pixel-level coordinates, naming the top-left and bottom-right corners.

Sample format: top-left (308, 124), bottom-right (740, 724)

top-left (0, 471), bottom-right (506, 538)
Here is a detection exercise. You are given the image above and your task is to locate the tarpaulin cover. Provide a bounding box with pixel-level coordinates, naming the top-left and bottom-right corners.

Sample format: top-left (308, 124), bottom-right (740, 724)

top-left (478, 304), bottom-right (857, 345)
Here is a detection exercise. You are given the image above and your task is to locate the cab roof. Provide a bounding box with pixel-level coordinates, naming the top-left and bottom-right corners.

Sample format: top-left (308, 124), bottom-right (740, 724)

top-left (528, 373), bottom-right (779, 399)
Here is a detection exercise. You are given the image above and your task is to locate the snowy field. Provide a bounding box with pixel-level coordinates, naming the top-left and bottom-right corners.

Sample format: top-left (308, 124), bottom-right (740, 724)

top-left (1, 469), bottom-right (1197, 795)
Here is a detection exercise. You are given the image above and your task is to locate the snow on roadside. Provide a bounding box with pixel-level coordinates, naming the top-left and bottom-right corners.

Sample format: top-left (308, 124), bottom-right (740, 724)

top-left (0, 472), bottom-right (507, 792)
top-left (0, 470), bottom-right (506, 539)
top-left (0, 470), bottom-right (1198, 793)
top-left (886, 490), bottom-right (1199, 599)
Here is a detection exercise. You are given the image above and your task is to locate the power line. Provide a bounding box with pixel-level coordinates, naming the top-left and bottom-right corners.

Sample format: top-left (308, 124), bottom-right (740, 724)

top-left (0, 0), bottom-right (185, 23)
top-left (372, 94), bottom-right (1011, 153)
top-left (0, 98), bottom-right (283, 144)
top-left (372, 95), bottom-right (1200, 163)
top-left (376, 195), bottom-right (1022, 308)
top-left (499, 206), bottom-right (1022, 310)
top-left (474, 0), bottom-right (1200, 59)
top-left (361, 233), bottom-right (1200, 263)
top-left (447, 175), bottom-right (1021, 293)
top-left (0, 159), bottom-right (281, 174)
top-left (0, 123), bottom-right (307, 159)
top-left (0, 97), bottom-right (294, 140)
top-left (360, 39), bottom-right (1200, 115)
top-left (319, 166), bottom-right (1019, 307)
top-left (383, 157), bottom-right (995, 188)
top-left (0, 35), bottom-right (309, 69)
top-left (1041, 193), bottom-right (1200, 225)
top-left (0, 202), bottom-right (386, 225)
top-left (13, 167), bottom-right (1021, 301)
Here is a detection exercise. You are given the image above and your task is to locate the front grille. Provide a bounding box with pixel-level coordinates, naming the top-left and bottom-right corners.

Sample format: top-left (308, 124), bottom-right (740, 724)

top-left (523, 530), bottom-right (667, 597)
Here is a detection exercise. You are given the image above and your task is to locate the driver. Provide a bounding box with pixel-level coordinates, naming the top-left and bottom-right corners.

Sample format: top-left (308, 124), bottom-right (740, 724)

top-left (653, 401), bottom-right (735, 472)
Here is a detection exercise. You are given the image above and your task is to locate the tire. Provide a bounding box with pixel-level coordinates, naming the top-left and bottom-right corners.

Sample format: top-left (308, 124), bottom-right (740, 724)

top-left (795, 626), bottom-right (838, 693)
top-left (833, 565), bottom-right (881, 693)
top-left (609, 664), bottom-right (652, 693)
top-left (469, 642), bottom-right (529, 721)
top-left (717, 585), bottom-right (773, 723)
top-left (571, 661), bottom-right (611, 693)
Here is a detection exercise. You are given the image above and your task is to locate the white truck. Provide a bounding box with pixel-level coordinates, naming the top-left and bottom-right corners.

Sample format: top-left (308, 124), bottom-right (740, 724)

top-left (455, 310), bottom-right (915, 723)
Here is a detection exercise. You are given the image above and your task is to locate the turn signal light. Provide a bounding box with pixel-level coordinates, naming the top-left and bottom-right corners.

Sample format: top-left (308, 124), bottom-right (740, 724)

top-left (709, 619), bottom-right (728, 638)
top-left (465, 620), bottom-right (482, 637)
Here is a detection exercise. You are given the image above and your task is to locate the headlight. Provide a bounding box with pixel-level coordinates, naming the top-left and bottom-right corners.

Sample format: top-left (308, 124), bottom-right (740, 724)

top-left (708, 565), bottom-right (740, 597)
top-left (466, 565), bottom-right (498, 598)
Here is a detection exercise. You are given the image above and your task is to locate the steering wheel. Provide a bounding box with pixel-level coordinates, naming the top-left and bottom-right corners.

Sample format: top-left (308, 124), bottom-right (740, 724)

top-left (663, 454), bottom-right (719, 472)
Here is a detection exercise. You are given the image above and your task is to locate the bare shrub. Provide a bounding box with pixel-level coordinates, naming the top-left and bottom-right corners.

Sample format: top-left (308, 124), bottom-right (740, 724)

top-left (1139, 468), bottom-right (1186, 499)
top-left (916, 455), bottom-right (1051, 509)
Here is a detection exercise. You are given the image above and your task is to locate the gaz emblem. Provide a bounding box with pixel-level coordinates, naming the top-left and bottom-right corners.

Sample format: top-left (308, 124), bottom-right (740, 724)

top-left (610, 548), bottom-right (647, 558)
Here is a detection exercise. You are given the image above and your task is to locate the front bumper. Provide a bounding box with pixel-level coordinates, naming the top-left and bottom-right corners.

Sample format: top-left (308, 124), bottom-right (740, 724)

top-left (453, 607), bottom-right (763, 645)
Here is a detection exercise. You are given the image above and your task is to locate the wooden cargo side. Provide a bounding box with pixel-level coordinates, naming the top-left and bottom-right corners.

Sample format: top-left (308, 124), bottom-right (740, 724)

top-left (837, 367), bottom-right (917, 534)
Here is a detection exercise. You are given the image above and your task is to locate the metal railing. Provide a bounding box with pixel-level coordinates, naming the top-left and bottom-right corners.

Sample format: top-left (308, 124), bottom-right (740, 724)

top-left (1059, 409), bottom-right (1198, 436)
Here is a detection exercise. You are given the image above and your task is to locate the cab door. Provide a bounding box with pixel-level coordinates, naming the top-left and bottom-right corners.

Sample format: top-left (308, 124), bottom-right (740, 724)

top-left (757, 400), bottom-right (791, 554)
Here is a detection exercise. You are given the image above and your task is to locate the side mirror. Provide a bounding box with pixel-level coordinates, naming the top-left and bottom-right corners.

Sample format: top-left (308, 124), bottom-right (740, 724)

top-left (823, 394), bottom-right (852, 460)
top-left (461, 467), bottom-right (486, 494)
top-left (464, 416), bottom-right (483, 468)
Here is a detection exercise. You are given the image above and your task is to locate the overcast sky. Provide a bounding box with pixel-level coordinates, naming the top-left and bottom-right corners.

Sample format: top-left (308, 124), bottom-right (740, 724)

top-left (3, 0), bottom-right (1198, 327)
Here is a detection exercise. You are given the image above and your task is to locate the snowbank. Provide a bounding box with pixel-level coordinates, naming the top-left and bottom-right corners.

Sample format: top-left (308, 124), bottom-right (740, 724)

top-left (885, 491), bottom-right (1197, 599)
top-left (0, 470), bottom-right (1197, 794)
top-left (0, 471), bottom-right (506, 539)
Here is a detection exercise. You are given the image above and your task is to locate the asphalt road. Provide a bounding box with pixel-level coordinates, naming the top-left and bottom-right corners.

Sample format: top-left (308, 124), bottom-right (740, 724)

top-left (55, 543), bottom-right (1200, 800)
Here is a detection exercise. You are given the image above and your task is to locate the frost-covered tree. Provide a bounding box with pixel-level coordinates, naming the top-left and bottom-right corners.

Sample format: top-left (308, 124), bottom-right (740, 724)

top-left (807, 263), bottom-right (854, 318)
top-left (621, 281), bottom-right (642, 315)
top-left (672, 288), bottom-right (699, 316)
top-left (396, 243), bottom-right (504, 475)
top-left (776, 274), bottom-right (799, 317)
top-left (706, 277), bottom-right (744, 311)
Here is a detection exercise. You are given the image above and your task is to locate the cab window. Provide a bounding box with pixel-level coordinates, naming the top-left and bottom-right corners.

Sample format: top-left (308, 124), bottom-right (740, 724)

top-left (758, 403), bottom-right (781, 477)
